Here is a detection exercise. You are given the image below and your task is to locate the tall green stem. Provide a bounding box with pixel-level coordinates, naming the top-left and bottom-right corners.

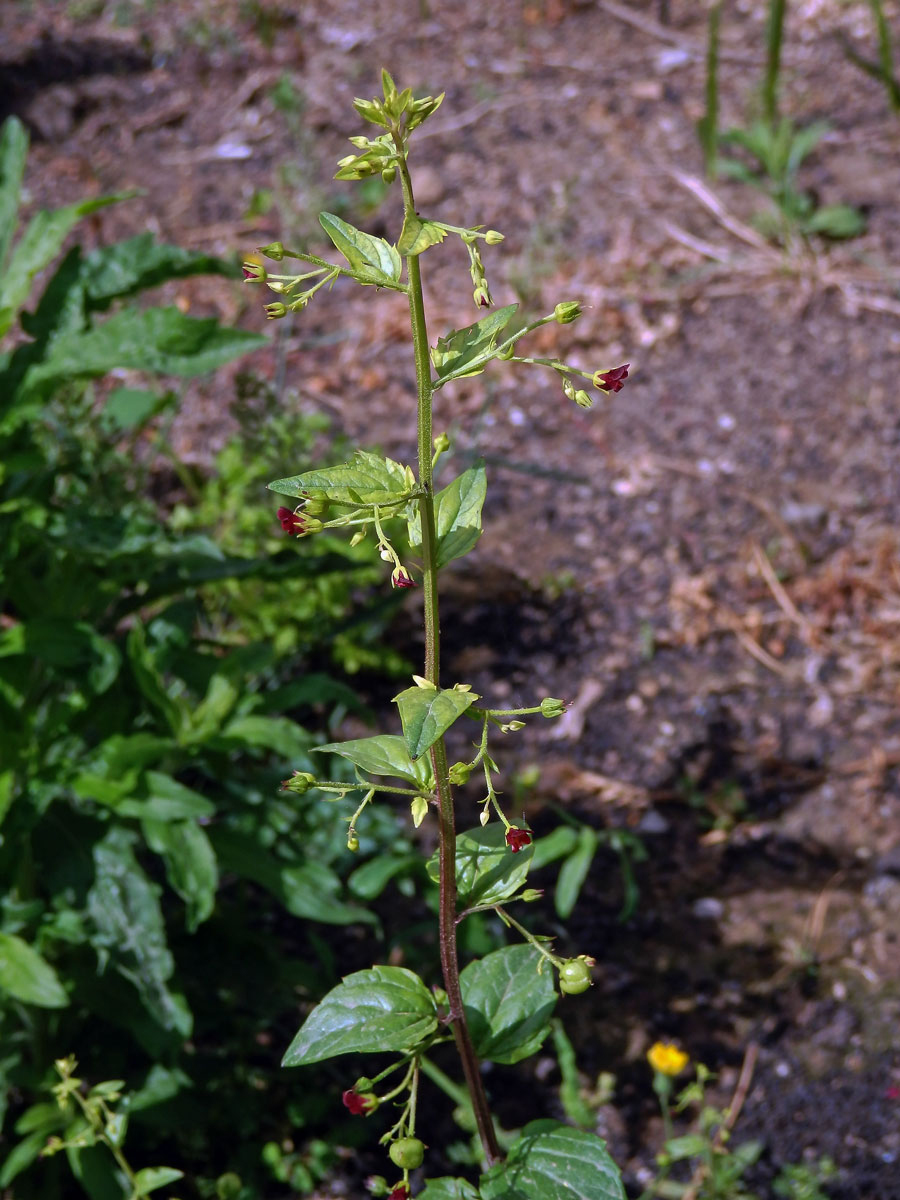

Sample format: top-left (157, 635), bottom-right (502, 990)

top-left (396, 146), bottom-right (501, 1167)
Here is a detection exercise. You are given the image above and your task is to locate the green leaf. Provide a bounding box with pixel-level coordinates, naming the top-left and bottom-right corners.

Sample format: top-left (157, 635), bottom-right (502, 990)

top-left (268, 448), bottom-right (414, 506)
top-left (397, 213), bottom-right (447, 256)
top-left (480, 1121), bottom-right (625, 1200)
top-left (554, 827), bottom-right (598, 919)
top-left (116, 771), bottom-right (215, 822)
top-left (282, 965), bottom-right (438, 1065)
top-left (664, 1134), bottom-right (710, 1161)
top-left (427, 824), bottom-right (534, 908)
top-left (132, 1166), bottom-right (185, 1195)
top-left (408, 462), bottom-right (487, 568)
top-left (83, 233), bottom-right (234, 308)
top-left (0, 932), bottom-right (69, 1008)
top-left (418, 1180), bottom-right (480, 1200)
top-left (315, 734), bottom-right (433, 789)
top-left (460, 945), bottom-right (557, 1065)
top-left (210, 830), bottom-right (375, 926)
top-left (348, 854), bottom-right (419, 901)
top-left (394, 685), bottom-right (478, 760)
top-left (803, 203), bottom-right (866, 238)
top-left (319, 211), bottom-right (402, 286)
top-left (0, 190), bottom-right (130, 336)
top-left (0, 117), bottom-right (28, 271)
top-left (143, 819), bottom-right (218, 932)
top-left (87, 828), bottom-right (192, 1036)
top-left (431, 304), bottom-right (517, 380)
top-left (18, 307), bottom-right (266, 399)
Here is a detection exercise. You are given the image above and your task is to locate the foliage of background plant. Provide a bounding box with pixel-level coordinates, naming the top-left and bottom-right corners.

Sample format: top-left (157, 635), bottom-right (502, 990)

top-left (0, 114), bottom-right (422, 1200)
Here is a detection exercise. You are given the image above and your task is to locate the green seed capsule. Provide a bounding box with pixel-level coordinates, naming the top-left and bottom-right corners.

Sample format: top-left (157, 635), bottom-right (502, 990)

top-left (389, 1137), bottom-right (425, 1170)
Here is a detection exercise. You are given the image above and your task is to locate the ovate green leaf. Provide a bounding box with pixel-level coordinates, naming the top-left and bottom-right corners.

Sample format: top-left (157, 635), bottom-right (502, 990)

top-left (268, 449), bottom-right (413, 506)
top-left (397, 213), bottom-right (447, 256)
top-left (426, 824), bottom-right (534, 909)
top-left (460, 945), bottom-right (556, 1065)
top-left (319, 211), bottom-right (402, 286)
top-left (431, 304), bottom-right (517, 381)
top-left (132, 1166), bottom-right (185, 1195)
top-left (394, 685), bottom-right (478, 760)
top-left (418, 1180), bottom-right (480, 1200)
top-left (480, 1121), bottom-right (625, 1200)
top-left (0, 932), bottom-right (69, 1008)
top-left (282, 965), bottom-right (438, 1065)
top-left (315, 734), bottom-right (433, 789)
top-left (555, 827), bottom-right (598, 919)
top-left (408, 462), bottom-right (487, 568)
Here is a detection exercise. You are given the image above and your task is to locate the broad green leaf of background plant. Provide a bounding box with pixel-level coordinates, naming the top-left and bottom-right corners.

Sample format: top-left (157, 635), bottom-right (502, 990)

top-left (803, 204), bottom-right (866, 238)
top-left (394, 684), bottom-right (478, 760)
top-left (87, 828), bottom-right (193, 1037)
top-left (0, 116), bottom-right (28, 271)
top-left (268, 449), bottom-right (414, 506)
top-left (142, 819), bottom-right (218, 933)
top-left (82, 233), bottom-right (235, 308)
top-left (408, 462), bottom-right (487, 568)
top-left (210, 830), bottom-right (376, 926)
top-left (319, 211), bottom-right (402, 286)
top-left (0, 932), bottom-right (69, 1008)
top-left (460, 945), bottom-right (556, 1065)
top-left (480, 1121), bottom-right (626, 1200)
top-left (397, 213), bottom-right (447, 256)
top-left (16, 307), bottom-right (265, 398)
top-left (554, 826), bottom-right (598, 919)
top-left (427, 825), bottom-right (534, 908)
top-left (431, 304), bottom-right (517, 381)
top-left (282, 966), bottom-right (438, 1065)
top-left (0, 187), bottom-right (131, 338)
top-left (315, 733), bottom-right (433, 789)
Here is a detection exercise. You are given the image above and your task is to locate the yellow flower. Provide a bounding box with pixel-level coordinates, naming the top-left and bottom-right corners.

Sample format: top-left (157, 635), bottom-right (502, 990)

top-left (647, 1041), bottom-right (689, 1077)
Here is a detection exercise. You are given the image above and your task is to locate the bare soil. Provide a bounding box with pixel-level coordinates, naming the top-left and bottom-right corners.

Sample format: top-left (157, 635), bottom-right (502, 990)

top-left (4, 0), bottom-right (900, 1195)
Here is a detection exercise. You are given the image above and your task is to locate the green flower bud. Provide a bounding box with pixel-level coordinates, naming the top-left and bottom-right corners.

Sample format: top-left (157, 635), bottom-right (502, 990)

top-left (500, 720), bottom-right (525, 733)
top-left (484, 229), bottom-right (504, 245)
top-left (303, 495), bottom-right (329, 518)
top-left (302, 517), bottom-right (324, 534)
top-left (540, 697), bottom-right (566, 718)
top-left (381, 165), bottom-right (397, 184)
top-left (347, 831), bottom-right (359, 852)
top-left (574, 389), bottom-right (593, 409)
top-left (265, 302), bottom-right (287, 320)
top-left (433, 432), bottom-right (451, 454)
top-left (349, 135), bottom-right (371, 149)
top-left (473, 284), bottom-right (492, 308)
top-left (337, 154), bottom-right (358, 168)
top-left (354, 1077), bottom-right (375, 1091)
top-left (258, 241), bottom-right (285, 260)
top-left (350, 531), bottom-right (366, 547)
top-left (366, 1176), bottom-right (390, 1197)
top-left (242, 261), bottom-right (267, 282)
top-left (554, 300), bottom-right (582, 324)
top-left (281, 771), bottom-right (316, 794)
top-left (521, 888), bottom-right (544, 902)
top-left (562, 378), bottom-right (576, 401)
top-left (448, 762), bottom-right (472, 786)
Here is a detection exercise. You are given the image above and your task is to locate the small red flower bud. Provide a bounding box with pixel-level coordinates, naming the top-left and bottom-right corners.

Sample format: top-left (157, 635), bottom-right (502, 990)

top-left (277, 507), bottom-right (306, 536)
top-left (342, 1088), bottom-right (378, 1116)
top-left (594, 363), bottom-right (630, 393)
top-left (505, 826), bottom-right (532, 853)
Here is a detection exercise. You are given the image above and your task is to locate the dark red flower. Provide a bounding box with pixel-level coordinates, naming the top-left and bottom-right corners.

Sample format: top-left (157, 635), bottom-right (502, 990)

top-left (342, 1088), bottom-right (377, 1116)
top-left (388, 1187), bottom-right (409, 1200)
top-left (391, 565), bottom-right (417, 589)
top-left (277, 506), bottom-right (306, 535)
top-left (594, 363), bottom-right (629, 393)
top-left (505, 826), bottom-right (533, 853)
